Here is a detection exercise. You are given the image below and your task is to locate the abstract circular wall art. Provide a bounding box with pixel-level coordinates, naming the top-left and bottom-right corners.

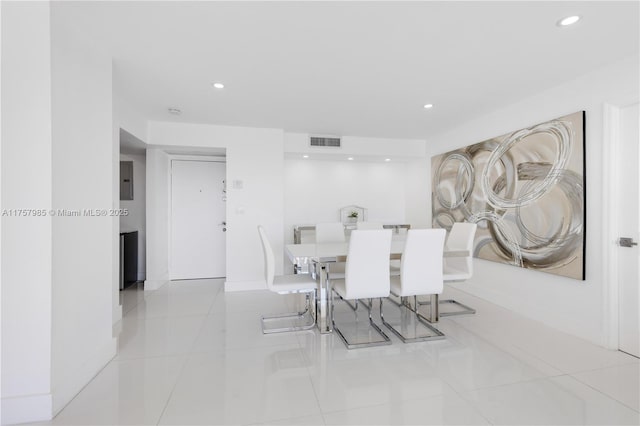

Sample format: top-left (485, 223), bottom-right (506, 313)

top-left (431, 111), bottom-right (585, 280)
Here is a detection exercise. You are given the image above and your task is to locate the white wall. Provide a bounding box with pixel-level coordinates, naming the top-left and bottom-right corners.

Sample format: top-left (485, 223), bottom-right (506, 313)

top-left (145, 149), bottom-right (171, 290)
top-left (147, 122), bottom-right (284, 291)
top-left (425, 54), bottom-right (640, 347)
top-left (284, 158), bottom-right (408, 242)
top-left (120, 154), bottom-right (146, 281)
top-left (111, 100), bottom-right (121, 326)
top-left (283, 132), bottom-right (430, 253)
top-left (113, 78), bottom-right (148, 144)
top-left (50, 7), bottom-right (117, 415)
top-left (1, 3), bottom-right (54, 423)
top-left (0, 2), bottom-right (3, 420)
top-left (1, 4), bottom-right (118, 423)
top-left (404, 159), bottom-right (430, 229)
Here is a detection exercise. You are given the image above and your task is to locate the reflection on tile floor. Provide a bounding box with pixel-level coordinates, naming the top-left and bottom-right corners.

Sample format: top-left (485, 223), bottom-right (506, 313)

top-left (37, 279), bottom-right (638, 425)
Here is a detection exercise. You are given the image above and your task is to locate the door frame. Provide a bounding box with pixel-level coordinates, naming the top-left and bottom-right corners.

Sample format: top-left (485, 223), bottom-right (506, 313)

top-left (602, 99), bottom-right (639, 350)
top-left (168, 154), bottom-right (227, 280)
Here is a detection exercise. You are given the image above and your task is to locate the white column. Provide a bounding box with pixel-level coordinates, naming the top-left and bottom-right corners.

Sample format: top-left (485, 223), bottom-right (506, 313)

top-left (1, 2), bottom-right (54, 424)
top-left (49, 7), bottom-right (117, 414)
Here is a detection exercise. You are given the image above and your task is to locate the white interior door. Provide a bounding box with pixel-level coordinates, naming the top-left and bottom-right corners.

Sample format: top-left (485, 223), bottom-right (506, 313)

top-left (171, 160), bottom-right (226, 280)
top-left (617, 102), bottom-right (639, 357)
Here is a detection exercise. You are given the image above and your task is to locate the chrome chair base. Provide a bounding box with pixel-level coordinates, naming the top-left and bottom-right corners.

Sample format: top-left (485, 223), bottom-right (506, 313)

top-left (381, 296), bottom-right (445, 343)
top-left (261, 290), bottom-right (317, 334)
top-left (332, 293), bottom-right (391, 349)
top-left (336, 294), bottom-right (375, 313)
top-left (438, 299), bottom-right (476, 316)
top-left (418, 298), bottom-right (476, 317)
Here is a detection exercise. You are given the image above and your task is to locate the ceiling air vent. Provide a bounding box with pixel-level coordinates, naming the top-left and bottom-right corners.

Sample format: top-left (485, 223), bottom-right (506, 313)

top-left (310, 136), bottom-right (341, 148)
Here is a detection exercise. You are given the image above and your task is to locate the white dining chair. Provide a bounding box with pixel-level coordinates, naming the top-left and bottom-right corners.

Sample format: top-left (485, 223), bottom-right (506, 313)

top-left (357, 222), bottom-right (388, 282)
top-left (356, 222), bottom-right (383, 230)
top-left (315, 222), bottom-right (346, 279)
top-left (354, 222), bottom-right (401, 277)
top-left (315, 222), bottom-right (346, 243)
top-left (439, 222), bottom-right (478, 316)
top-left (258, 226), bottom-right (317, 334)
top-left (381, 229), bottom-right (446, 342)
top-left (330, 229), bottom-right (393, 349)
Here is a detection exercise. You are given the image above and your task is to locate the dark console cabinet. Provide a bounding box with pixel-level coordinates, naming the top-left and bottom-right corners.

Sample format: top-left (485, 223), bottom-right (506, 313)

top-left (120, 231), bottom-right (138, 290)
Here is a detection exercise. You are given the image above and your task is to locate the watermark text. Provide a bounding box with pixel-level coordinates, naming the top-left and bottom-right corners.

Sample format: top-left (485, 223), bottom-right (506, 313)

top-left (2, 208), bottom-right (129, 217)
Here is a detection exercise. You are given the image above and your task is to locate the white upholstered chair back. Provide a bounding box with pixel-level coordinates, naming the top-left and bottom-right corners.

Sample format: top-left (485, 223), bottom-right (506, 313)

top-left (444, 222), bottom-right (477, 279)
top-left (315, 222), bottom-right (346, 243)
top-left (343, 230), bottom-right (392, 299)
top-left (399, 229), bottom-right (446, 296)
top-left (257, 226), bottom-right (275, 291)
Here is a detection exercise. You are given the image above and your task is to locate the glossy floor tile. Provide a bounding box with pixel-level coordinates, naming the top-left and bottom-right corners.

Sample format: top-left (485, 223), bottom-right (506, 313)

top-left (159, 347), bottom-right (321, 425)
top-left (39, 279), bottom-right (638, 426)
top-left (426, 320), bottom-right (563, 392)
top-left (126, 290), bottom-right (217, 319)
top-left (50, 355), bottom-right (186, 425)
top-left (443, 289), bottom-right (639, 375)
top-left (571, 363), bottom-right (640, 411)
top-left (322, 388), bottom-right (490, 425)
top-left (117, 314), bottom-right (207, 360)
top-left (462, 375), bottom-right (640, 425)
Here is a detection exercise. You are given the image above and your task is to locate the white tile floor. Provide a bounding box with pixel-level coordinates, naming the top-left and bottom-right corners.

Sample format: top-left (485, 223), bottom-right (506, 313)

top-left (36, 279), bottom-right (638, 425)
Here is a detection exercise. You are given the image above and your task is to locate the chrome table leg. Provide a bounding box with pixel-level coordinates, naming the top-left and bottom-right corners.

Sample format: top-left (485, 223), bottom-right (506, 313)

top-left (316, 262), bottom-right (332, 333)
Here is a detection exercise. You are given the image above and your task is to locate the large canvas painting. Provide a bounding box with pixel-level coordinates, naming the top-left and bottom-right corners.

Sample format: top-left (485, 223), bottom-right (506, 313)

top-left (431, 111), bottom-right (585, 280)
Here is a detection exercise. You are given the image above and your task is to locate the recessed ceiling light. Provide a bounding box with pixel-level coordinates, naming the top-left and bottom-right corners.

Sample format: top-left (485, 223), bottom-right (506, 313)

top-left (168, 107), bottom-right (182, 115)
top-left (212, 82), bottom-right (225, 89)
top-left (303, 155), bottom-right (309, 159)
top-left (558, 15), bottom-right (580, 26)
top-left (385, 158), bottom-right (391, 162)
top-left (423, 104), bottom-right (434, 109)
top-left (348, 157), bottom-right (354, 161)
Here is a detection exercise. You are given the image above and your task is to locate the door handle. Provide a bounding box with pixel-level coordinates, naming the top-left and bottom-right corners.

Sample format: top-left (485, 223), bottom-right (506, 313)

top-left (619, 237), bottom-right (638, 247)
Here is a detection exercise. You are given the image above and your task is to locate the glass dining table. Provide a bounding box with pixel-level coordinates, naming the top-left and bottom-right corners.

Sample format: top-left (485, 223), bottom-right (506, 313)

top-left (285, 240), bottom-right (469, 334)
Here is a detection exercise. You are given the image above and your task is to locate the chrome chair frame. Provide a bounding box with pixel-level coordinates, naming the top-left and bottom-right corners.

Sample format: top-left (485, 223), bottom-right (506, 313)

top-left (331, 292), bottom-right (391, 349)
top-left (330, 229), bottom-right (393, 349)
top-left (258, 226), bottom-right (318, 334)
top-left (420, 295), bottom-right (477, 317)
top-left (261, 288), bottom-right (317, 334)
top-left (380, 229), bottom-right (447, 343)
top-left (418, 223), bottom-right (478, 318)
top-left (381, 296), bottom-right (445, 343)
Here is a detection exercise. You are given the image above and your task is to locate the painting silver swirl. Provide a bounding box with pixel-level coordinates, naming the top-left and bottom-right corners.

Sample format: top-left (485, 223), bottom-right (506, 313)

top-left (431, 111), bottom-right (585, 280)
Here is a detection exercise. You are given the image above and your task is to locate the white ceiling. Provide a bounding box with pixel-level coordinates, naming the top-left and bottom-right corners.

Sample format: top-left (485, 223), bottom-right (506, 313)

top-left (57, 1), bottom-right (639, 140)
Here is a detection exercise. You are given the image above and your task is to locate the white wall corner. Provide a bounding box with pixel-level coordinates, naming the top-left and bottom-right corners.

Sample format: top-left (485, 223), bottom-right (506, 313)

top-left (1, 393), bottom-right (53, 425)
top-left (224, 280), bottom-right (267, 292)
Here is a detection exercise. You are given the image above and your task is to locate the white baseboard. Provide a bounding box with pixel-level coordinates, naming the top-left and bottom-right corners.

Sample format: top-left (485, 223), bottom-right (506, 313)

top-left (1, 393), bottom-right (52, 425)
top-left (144, 279), bottom-right (168, 291)
top-left (52, 338), bottom-right (117, 416)
top-left (224, 280), bottom-right (267, 292)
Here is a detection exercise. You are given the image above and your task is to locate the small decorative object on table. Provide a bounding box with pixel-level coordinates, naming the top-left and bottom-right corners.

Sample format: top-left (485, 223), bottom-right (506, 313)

top-left (340, 205), bottom-right (367, 224)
